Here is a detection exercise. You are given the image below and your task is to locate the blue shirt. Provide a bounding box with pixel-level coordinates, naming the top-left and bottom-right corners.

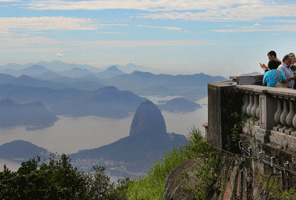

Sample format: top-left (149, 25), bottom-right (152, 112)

top-left (278, 63), bottom-right (294, 88)
top-left (263, 69), bottom-right (286, 87)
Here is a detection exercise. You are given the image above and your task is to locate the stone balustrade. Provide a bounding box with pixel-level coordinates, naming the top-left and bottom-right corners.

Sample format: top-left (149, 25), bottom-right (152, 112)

top-left (207, 77), bottom-right (296, 152)
top-left (238, 85), bottom-right (296, 150)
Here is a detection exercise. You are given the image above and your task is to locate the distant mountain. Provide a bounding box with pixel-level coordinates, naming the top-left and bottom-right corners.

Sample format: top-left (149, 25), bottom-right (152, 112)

top-left (0, 73), bottom-right (16, 84)
top-left (0, 63), bottom-right (35, 71)
top-left (105, 71), bottom-right (226, 89)
top-left (99, 63), bottom-right (151, 74)
top-left (18, 65), bottom-right (52, 77)
top-left (70, 100), bottom-right (187, 175)
top-left (58, 68), bottom-right (96, 78)
top-left (130, 100), bottom-right (167, 136)
top-left (104, 71), bottom-right (226, 101)
top-left (0, 60), bottom-right (100, 73)
top-left (96, 66), bottom-right (125, 79)
top-left (0, 85), bottom-right (146, 119)
top-left (158, 98), bottom-right (202, 113)
top-left (34, 71), bottom-right (63, 80)
top-left (0, 140), bottom-right (50, 162)
top-left (0, 98), bottom-right (58, 130)
top-left (10, 75), bottom-right (67, 89)
top-left (241, 71), bottom-right (261, 75)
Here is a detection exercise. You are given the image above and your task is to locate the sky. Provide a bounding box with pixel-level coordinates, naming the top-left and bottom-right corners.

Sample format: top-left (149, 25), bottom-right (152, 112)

top-left (1, 0), bottom-right (296, 77)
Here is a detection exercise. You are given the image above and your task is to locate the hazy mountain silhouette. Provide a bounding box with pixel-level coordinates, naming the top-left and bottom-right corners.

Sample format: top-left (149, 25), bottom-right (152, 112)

top-left (69, 100), bottom-right (187, 175)
top-left (0, 98), bottom-right (58, 130)
top-left (0, 140), bottom-right (50, 162)
top-left (103, 71), bottom-right (226, 101)
top-left (35, 71), bottom-right (63, 80)
top-left (58, 68), bottom-right (96, 78)
top-left (10, 75), bottom-right (67, 89)
top-left (96, 66), bottom-right (125, 79)
top-left (159, 98), bottom-right (202, 113)
top-left (0, 61), bottom-right (100, 73)
top-left (130, 100), bottom-right (167, 136)
top-left (0, 85), bottom-right (146, 119)
top-left (18, 65), bottom-right (52, 76)
top-left (0, 73), bottom-right (16, 84)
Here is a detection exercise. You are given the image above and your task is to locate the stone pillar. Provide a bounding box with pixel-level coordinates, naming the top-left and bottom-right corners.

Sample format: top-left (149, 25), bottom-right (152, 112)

top-left (207, 81), bottom-right (242, 153)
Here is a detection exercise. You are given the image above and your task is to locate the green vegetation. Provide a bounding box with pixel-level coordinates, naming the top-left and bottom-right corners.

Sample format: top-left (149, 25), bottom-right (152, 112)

top-left (126, 129), bottom-right (222, 200)
top-left (0, 129), bottom-right (223, 199)
top-left (0, 153), bottom-right (130, 200)
top-left (259, 172), bottom-right (296, 200)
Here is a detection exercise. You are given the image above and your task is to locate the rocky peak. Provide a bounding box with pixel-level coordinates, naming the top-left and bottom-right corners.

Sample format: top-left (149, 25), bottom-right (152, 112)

top-left (129, 100), bottom-right (167, 136)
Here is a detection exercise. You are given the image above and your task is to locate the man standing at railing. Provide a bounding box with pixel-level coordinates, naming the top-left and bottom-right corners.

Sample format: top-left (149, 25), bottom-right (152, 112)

top-left (260, 50), bottom-right (281, 72)
top-left (278, 55), bottom-right (294, 88)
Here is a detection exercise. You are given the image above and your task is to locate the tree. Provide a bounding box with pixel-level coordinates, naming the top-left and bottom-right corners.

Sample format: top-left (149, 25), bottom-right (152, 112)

top-left (0, 154), bottom-right (129, 200)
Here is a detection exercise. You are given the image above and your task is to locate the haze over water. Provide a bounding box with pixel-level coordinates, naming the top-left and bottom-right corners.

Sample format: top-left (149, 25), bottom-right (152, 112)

top-left (0, 96), bottom-right (207, 170)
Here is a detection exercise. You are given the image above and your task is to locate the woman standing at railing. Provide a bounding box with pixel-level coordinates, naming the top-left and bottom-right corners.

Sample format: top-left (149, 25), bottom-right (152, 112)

top-left (262, 60), bottom-right (295, 88)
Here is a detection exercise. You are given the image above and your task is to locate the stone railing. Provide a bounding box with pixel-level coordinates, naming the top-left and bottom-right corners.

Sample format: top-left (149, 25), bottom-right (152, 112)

top-left (207, 75), bottom-right (296, 152)
top-left (238, 85), bottom-right (296, 150)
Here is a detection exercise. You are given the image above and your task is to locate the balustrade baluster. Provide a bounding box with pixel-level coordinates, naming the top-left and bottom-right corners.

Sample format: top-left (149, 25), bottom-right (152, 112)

top-left (251, 94), bottom-right (258, 117)
top-left (256, 95), bottom-right (260, 120)
top-left (274, 97), bottom-right (283, 129)
top-left (280, 98), bottom-right (289, 131)
top-left (292, 100), bottom-right (296, 137)
top-left (286, 98), bottom-right (295, 134)
top-left (242, 93), bottom-right (249, 114)
top-left (246, 93), bottom-right (254, 117)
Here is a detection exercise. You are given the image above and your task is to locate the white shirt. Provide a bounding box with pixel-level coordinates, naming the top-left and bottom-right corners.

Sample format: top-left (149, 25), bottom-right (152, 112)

top-left (278, 63), bottom-right (294, 88)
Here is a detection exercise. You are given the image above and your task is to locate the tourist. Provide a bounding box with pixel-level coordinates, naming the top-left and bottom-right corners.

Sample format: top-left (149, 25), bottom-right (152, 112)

top-left (260, 50), bottom-right (281, 73)
top-left (262, 60), bottom-right (295, 87)
top-left (278, 55), bottom-right (295, 88)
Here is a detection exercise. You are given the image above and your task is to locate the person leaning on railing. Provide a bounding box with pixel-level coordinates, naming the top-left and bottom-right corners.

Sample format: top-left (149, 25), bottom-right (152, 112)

top-left (262, 60), bottom-right (295, 88)
top-left (278, 54), bottom-right (295, 88)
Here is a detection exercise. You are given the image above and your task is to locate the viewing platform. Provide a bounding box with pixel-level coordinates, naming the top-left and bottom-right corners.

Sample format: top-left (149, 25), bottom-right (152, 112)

top-left (207, 73), bottom-right (296, 155)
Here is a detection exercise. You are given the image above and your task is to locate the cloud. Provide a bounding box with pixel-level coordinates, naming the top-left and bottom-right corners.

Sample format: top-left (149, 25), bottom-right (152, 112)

top-left (213, 24), bottom-right (296, 33)
top-left (0, 17), bottom-right (98, 37)
top-left (25, 0), bottom-right (260, 12)
top-left (137, 25), bottom-right (182, 31)
top-left (57, 53), bottom-right (63, 57)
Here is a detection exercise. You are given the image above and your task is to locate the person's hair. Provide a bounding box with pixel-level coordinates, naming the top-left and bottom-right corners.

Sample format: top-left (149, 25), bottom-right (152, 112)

top-left (268, 60), bottom-right (281, 70)
top-left (289, 52), bottom-right (295, 59)
top-left (267, 50), bottom-right (277, 58)
top-left (282, 54), bottom-right (292, 63)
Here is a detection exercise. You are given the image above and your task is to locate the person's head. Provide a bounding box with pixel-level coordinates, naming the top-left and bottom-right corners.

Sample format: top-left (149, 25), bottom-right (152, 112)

top-left (268, 60), bottom-right (281, 70)
top-left (289, 52), bottom-right (296, 64)
top-left (282, 54), bottom-right (292, 66)
top-left (267, 50), bottom-right (277, 60)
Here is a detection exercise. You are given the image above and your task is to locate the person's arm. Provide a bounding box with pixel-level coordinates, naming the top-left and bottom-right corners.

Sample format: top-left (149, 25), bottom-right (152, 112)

top-left (285, 75), bottom-right (296, 83)
top-left (260, 63), bottom-right (270, 72)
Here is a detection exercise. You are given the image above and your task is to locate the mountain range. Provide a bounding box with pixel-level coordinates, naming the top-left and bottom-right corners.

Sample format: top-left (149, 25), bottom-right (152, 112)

top-left (0, 98), bottom-right (58, 130)
top-left (0, 85), bottom-right (147, 119)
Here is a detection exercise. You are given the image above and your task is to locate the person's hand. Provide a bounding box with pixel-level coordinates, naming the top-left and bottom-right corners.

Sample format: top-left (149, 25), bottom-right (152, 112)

top-left (260, 63), bottom-right (269, 71)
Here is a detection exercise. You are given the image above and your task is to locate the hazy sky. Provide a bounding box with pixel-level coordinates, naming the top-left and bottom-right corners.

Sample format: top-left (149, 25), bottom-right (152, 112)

top-left (1, 0), bottom-right (296, 76)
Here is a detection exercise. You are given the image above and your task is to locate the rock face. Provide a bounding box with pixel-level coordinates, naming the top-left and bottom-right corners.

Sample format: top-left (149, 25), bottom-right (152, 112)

top-left (163, 158), bottom-right (201, 200)
top-left (129, 100), bottom-right (167, 136)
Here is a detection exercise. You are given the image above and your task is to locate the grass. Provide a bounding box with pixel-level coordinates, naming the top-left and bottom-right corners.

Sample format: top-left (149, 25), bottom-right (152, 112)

top-left (126, 129), bottom-right (212, 200)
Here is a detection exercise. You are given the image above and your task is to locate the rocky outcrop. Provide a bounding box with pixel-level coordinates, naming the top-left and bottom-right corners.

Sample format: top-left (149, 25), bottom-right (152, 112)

top-left (129, 100), bottom-right (167, 136)
top-left (163, 158), bottom-right (201, 200)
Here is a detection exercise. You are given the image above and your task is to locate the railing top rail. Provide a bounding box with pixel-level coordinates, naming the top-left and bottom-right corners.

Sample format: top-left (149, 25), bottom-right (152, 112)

top-left (237, 85), bottom-right (296, 98)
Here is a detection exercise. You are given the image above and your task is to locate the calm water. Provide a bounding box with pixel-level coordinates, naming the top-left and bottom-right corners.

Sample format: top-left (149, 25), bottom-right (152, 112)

top-left (0, 96), bottom-right (208, 171)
